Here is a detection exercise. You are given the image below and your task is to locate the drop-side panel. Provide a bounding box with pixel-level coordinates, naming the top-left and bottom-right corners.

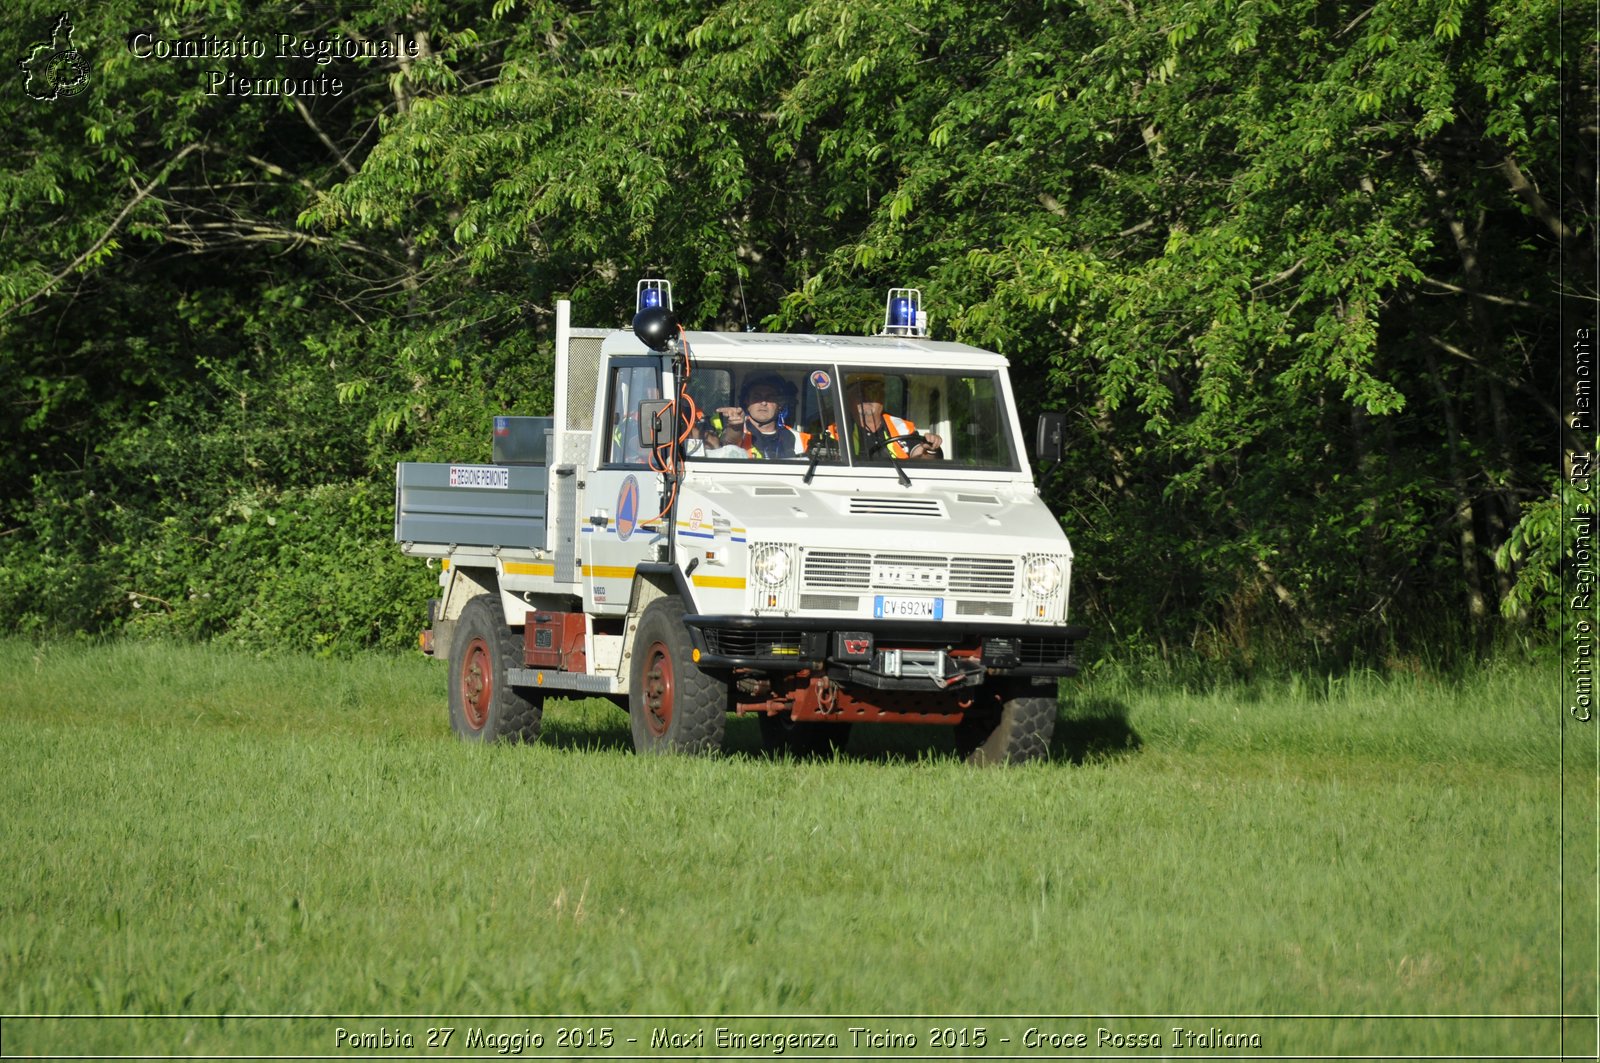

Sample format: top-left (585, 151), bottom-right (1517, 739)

top-left (394, 462), bottom-right (548, 550)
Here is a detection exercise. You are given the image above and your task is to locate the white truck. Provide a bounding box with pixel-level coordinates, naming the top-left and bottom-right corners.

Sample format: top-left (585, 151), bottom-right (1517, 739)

top-left (395, 281), bottom-right (1085, 763)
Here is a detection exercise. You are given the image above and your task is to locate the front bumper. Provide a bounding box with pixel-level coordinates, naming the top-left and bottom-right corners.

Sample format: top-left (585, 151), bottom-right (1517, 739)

top-left (683, 613), bottom-right (1088, 679)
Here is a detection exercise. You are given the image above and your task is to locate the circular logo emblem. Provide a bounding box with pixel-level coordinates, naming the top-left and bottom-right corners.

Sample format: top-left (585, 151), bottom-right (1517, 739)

top-left (616, 475), bottom-right (640, 541)
top-left (809, 369), bottom-right (832, 391)
top-left (48, 51), bottom-right (88, 98)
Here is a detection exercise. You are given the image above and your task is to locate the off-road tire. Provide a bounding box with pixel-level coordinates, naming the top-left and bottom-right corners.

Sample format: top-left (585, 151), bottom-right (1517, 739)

top-left (447, 595), bottom-right (543, 744)
top-left (758, 713), bottom-right (852, 759)
top-left (629, 597), bottom-right (727, 755)
top-left (954, 692), bottom-right (1056, 765)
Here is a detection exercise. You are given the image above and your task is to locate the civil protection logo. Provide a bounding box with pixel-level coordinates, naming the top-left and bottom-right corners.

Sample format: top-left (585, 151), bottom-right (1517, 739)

top-left (615, 475), bottom-right (640, 541)
top-left (21, 12), bottom-right (88, 101)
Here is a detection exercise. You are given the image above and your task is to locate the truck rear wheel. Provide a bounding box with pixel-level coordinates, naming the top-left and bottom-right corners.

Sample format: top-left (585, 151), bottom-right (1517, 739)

top-left (448, 595), bottom-right (543, 744)
top-left (955, 691), bottom-right (1056, 765)
top-left (630, 597), bottom-right (726, 755)
top-left (758, 714), bottom-right (851, 759)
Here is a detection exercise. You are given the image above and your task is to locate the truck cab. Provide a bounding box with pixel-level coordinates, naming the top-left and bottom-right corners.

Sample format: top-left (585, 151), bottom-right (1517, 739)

top-left (395, 283), bottom-right (1084, 763)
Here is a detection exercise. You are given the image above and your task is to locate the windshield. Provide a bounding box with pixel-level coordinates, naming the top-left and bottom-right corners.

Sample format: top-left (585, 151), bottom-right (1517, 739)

top-left (680, 363), bottom-right (1019, 471)
top-left (681, 362), bottom-right (842, 464)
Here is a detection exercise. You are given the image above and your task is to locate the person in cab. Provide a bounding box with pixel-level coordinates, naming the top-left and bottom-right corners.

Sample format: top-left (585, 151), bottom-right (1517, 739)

top-left (836, 373), bottom-right (943, 460)
top-left (709, 373), bottom-right (809, 459)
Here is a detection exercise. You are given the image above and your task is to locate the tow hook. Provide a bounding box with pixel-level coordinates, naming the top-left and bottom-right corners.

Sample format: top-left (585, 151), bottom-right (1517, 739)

top-left (735, 675), bottom-right (771, 698)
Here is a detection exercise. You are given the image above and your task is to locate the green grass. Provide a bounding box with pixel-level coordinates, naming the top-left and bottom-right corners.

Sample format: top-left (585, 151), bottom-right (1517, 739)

top-left (0, 640), bottom-right (1587, 1058)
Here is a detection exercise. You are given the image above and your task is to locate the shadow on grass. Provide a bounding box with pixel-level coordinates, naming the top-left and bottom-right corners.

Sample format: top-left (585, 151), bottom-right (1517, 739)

top-left (537, 699), bottom-right (635, 753)
top-left (1052, 696), bottom-right (1142, 764)
top-left (741, 697), bottom-right (1143, 766)
top-left (533, 697), bottom-right (1142, 766)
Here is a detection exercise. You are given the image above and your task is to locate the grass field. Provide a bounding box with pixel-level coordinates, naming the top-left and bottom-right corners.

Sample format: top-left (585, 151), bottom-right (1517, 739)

top-left (0, 640), bottom-right (1590, 1059)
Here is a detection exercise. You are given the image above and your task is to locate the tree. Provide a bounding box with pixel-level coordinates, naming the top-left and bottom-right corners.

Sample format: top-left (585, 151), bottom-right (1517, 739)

top-left (0, 0), bottom-right (1587, 661)
top-left (0, 0), bottom-right (482, 646)
top-left (321, 0), bottom-right (1585, 660)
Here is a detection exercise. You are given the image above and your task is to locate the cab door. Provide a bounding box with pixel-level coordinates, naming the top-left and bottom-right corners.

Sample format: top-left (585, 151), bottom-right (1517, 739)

top-left (584, 357), bottom-right (664, 615)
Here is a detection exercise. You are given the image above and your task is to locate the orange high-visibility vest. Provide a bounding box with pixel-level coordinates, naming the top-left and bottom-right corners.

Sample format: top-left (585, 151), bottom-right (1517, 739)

top-left (828, 414), bottom-right (919, 458)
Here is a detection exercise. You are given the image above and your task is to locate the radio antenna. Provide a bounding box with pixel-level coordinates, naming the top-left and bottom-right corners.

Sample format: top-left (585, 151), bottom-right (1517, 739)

top-left (736, 270), bottom-right (752, 332)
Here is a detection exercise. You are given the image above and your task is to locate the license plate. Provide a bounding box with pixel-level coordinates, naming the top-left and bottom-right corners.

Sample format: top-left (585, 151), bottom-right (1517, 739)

top-left (873, 595), bottom-right (944, 619)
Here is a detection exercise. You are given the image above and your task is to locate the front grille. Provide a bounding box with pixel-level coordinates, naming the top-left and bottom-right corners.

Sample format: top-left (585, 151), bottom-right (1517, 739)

top-left (801, 594), bottom-right (859, 610)
top-left (802, 550), bottom-right (1015, 598)
top-left (948, 557), bottom-right (1016, 596)
top-left (803, 551), bottom-right (872, 589)
top-left (956, 601), bottom-right (1014, 617)
top-left (702, 628), bottom-right (806, 659)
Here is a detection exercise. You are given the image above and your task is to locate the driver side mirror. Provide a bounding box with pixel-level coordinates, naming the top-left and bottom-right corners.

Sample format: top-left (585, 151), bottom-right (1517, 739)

top-left (637, 399), bottom-right (673, 446)
top-left (1035, 412), bottom-right (1065, 462)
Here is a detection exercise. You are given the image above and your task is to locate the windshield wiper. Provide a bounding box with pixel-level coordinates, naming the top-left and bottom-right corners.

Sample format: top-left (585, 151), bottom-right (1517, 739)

top-left (803, 433), bottom-right (913, 487)
top-left (867, 435), bottom-right (914, 487)
top-left (803, 435), bottom-right (833, 485)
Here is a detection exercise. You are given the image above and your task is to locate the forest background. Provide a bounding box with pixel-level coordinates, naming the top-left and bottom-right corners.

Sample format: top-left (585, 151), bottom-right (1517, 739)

top-left (1, 0), bottom-right (1593, 673)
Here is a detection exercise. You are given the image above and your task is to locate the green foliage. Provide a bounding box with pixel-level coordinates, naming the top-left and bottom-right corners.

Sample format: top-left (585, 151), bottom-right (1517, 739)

top-left (725, 0), bottom-right (1572, 660)
top-left (0, 0), bottom-right (1586, 661)
top-left (0, 0), bottom-right (522, 652)
top-left (0, 336), bottom-right (442, 651)
top-left (1496, 473), bottom-right (1596, 625)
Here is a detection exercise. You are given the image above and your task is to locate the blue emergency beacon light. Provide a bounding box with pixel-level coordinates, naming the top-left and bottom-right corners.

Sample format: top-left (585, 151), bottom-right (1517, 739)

top-left (632, 278), bottom-right (678, 352)
top-left (881, 287), bottom-right (926, 337)
top-left (636, 278), bottom-right (672, 314)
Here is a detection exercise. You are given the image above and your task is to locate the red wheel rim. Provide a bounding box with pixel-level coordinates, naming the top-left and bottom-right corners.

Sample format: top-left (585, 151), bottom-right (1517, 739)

top-left (642, 641), bottom-right (674, 737)
top-left (460, 637), bottom-right (492, 731)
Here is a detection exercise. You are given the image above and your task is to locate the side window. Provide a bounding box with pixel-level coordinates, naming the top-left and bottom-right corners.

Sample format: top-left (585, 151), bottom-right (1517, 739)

top-left (605, 362), bottom-right (661, 466)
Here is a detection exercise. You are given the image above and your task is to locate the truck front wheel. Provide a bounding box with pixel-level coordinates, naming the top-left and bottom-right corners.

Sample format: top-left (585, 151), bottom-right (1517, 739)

top-left (630, 597), bottom-right (727, 755)
top-left (954, 690), bottom-right (1057, 765)
top-left (448, 595), bottom-right (543, 744)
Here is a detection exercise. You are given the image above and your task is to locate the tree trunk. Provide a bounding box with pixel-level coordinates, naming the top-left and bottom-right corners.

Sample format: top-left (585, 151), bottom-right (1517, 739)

top-left (1421, 347), bottom-right (1489, 624)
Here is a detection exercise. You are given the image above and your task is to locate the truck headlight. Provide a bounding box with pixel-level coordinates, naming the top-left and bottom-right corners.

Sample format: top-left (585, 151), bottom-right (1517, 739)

top-left (753, 546), bottom-right (791, 587)
top-left (1023, 556), bottom-right (1062, 598)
